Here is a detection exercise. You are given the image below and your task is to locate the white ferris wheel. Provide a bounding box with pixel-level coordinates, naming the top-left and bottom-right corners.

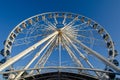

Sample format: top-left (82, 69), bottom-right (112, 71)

top-left (0, 12), bottom-right (120, 80)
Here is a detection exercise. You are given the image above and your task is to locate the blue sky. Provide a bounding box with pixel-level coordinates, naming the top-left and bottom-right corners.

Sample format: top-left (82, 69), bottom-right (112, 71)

top-left (0, 0), bottom-right (120, 49)
top-left (0, 0), bottom-right (120, 75)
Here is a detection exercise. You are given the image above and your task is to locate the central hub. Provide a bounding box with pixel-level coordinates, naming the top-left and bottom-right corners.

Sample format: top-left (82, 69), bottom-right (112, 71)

top-left (57, 29), bottom-right (62, 36)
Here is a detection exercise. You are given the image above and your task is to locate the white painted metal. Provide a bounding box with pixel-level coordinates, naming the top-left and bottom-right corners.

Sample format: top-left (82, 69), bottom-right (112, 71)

top-left (63, 32), bottom-right (101, 77)
top-left (58, 33), bottom-right (62, 67)
top-left (74, 38), bottom-right (120, 72)
top-left (54, 15), bottom-right (58, 24)
top-left (63, 33), bottom-right (95, 68)
top-left (62, 34), bottom-right (83, 67)
top-left (0, 31), bottom-right (58, 71)
top-left (29, 37), bottom-right (56, 75)
top-left (14, 34), bottom-right (57, 80)
top-left (64, 35), bottom-right (94, 68)
top-left (38, 42), bottom-right (55, 71)
top-left (1, 12), bottom-right (119, 80)
top-left (62, 15), bottom-right (66, 25)
top-left (63, 33), bottom-right (100, 77)
top-left (43, 18), bottom-right (56, 30)
top-left (62, 16), bottom-right (78, 30)
top-left (0, 67), bottom-right (117, 75)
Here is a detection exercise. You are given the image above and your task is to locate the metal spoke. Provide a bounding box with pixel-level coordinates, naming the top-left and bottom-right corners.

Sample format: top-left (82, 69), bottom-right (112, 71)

top-left (0, 31), bottom-right (58, 71)
top-left (73, 38), bottom-right (120, 72)
top-left (29, 36), bottom-right (56, 75)
top-left (77, 29), bottom-right (96, 32)
top-left (77, 33), bottom-right (105, 46)
top-left (63, 33), bottom-right (100, 77)
top-left (72, 22), bottom-right (87, 28)
top-left (58, 33), bottom-right (62, 67)
top-left (62, 16), bottom-right (78, 30)
top-left (43, 18), bottom-right (56, 30)
top-left (1, 12), bottom-right (119, 80)
top-left (54, 15), bottom-right (58, 24)
top-left (62, 34), bottom-right (83, 67)
top-left (62, 15), bottom-right (66, 25)
top-left (13, 34), bottom-right (42, 46)
top-left (14, 34), bottom-right (57, 80)
top-left (39, 41), bottom-right (55, 70)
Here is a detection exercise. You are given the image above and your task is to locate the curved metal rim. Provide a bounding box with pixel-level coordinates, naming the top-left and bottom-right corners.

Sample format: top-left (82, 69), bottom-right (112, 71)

top-left (4, 12), bottom-right (115, 57)
top-left (1, 12), bottom-right (118, 80)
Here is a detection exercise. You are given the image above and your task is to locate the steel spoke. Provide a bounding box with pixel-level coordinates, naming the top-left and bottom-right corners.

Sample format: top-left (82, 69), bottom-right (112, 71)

top-left (14, 34), bottom-right (57, 79)
top-left (63, 33), bottom-right (100, 77)
top-left (62, 34), bottom-right (83, 67)
top-left (29, 35), bottom-right (57, 75)
top-left (43, 18), bottom-right (56, 30)
top-left (0, 31), bottom-right (58, 71)
top-left (62, 16), bottom-right (78, 30)
top-left (72, 38), bottom-right (120, 72)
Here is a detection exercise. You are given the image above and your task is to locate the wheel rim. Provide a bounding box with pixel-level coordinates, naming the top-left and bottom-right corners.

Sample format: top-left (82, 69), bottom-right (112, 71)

top-left (0, 12), bottom-right (119, 79)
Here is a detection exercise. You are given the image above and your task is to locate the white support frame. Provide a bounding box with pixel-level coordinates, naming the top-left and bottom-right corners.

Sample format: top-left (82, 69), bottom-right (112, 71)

top-left (0, 31), bottom-right (58, 71)
top-left (1, 12), bottom-right (119, 80)
top-left (29, 37), bottom-right (56, 75)
top-left (62, 16), bottom-right (78, 30)
top-left (74, 38), bottom-right (120, 72)
top-left (62, 34), bottom-right (83, 67)
top-left (63, 33), bottom-right (100, 77)
top-left (14, 34), bottom-right (57, 80)
top-left (43, 18), bottom-right (56, 30)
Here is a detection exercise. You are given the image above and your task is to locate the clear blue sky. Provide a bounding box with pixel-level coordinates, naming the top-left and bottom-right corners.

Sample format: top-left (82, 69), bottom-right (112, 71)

top-left (0, 0), bottom-right (120, 72)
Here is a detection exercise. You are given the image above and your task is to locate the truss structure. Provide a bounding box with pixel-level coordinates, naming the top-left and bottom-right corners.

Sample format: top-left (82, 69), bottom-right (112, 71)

top-left (0, 12), bottom-right (119, 80)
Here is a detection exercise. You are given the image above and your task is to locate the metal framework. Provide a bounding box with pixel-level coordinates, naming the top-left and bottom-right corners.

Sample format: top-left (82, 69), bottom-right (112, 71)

top-left (0, 12), bottom-right (120, 80)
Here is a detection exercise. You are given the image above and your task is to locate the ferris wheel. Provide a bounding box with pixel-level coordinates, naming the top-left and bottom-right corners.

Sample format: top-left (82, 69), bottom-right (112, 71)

top-left (0, 12), bottom-right (120, 80)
